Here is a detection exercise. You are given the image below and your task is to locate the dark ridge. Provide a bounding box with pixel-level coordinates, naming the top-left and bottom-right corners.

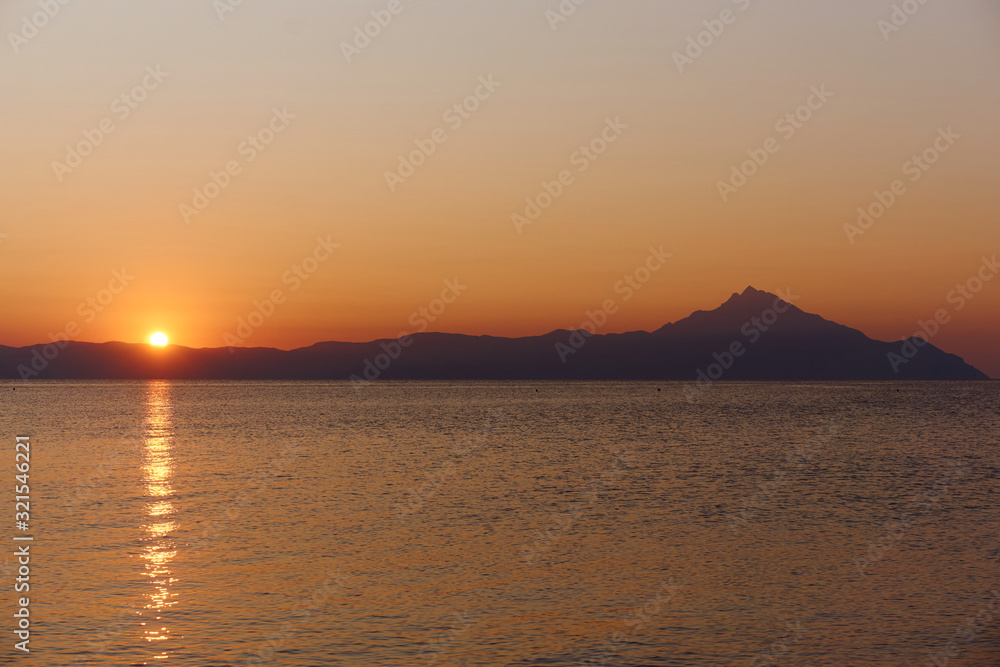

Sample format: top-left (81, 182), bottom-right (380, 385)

top-left (0, 288), bottom-right (988, 381)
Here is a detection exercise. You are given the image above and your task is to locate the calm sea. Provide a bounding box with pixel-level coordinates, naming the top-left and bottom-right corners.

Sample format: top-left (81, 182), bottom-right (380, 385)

top-left (1, 381), bottom-right (998, 666)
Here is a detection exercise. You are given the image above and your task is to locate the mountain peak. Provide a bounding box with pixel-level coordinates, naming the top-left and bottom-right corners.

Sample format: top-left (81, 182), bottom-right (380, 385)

top-left (654, 285), bottom-right (809, 339)
top-left (721, 285), bottom-right (779, 308)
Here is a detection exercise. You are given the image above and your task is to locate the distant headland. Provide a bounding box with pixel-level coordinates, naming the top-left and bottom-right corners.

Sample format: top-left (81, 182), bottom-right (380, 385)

top-left (0, 287), bottom-right (988, 382)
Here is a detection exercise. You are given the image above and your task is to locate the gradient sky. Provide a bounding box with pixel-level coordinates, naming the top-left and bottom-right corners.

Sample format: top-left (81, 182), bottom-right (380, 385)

top-left (1, 0), bottom-right (998, 375)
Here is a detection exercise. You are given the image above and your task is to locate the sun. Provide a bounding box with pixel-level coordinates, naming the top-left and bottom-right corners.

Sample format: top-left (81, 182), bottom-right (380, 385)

top-left (149, 332), bottom-right (169, 347)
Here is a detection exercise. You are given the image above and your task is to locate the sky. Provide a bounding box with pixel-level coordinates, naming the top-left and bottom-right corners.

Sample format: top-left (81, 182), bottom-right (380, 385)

top-left (1, 0), bottom-right (998, 376)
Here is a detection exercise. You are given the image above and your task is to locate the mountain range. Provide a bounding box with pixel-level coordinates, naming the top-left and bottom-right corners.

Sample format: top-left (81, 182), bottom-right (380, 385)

top-left (0, 287), bottom-right (988, 381)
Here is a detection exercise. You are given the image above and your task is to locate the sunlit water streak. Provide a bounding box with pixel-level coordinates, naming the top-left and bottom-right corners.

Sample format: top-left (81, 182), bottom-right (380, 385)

top-left (141, 381), bottom-right (180, 661)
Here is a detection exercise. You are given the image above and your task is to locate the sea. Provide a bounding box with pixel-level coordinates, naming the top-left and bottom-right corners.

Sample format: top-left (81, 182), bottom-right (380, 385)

top-left (1, 380), bottom-right (998, 666)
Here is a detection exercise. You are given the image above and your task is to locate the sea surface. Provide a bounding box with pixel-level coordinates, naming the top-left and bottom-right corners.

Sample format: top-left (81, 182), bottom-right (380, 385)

top-left (1, 380), bottom-right (999, 666)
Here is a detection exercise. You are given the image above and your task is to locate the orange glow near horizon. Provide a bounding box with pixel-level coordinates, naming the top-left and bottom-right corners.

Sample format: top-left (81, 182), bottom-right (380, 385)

top-left (0, 2), bottom-right (997, 376)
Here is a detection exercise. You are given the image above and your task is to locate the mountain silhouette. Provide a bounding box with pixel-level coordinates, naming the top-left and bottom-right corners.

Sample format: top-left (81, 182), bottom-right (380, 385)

top-left (0, 287), bottom-right (988, 381)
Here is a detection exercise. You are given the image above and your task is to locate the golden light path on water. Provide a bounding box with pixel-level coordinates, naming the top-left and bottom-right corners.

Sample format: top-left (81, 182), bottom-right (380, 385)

top-left (142, 381), bottom-right (179, 661)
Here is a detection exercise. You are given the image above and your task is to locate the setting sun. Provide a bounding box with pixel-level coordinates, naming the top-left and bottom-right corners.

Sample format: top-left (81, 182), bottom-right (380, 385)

top-left (150, 333), bottom-right (169, 347)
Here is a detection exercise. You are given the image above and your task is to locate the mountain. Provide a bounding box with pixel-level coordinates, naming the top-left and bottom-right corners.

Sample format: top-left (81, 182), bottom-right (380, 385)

top-left (0, 287), bottom-right (988, 381)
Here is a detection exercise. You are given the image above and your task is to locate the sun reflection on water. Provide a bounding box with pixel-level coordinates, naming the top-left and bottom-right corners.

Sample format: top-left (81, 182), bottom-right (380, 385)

top-left (141, 381), bottom-right (180, 661)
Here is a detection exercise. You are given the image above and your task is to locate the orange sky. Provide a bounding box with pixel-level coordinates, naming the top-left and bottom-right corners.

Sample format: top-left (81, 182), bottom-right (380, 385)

top-left (1, 0), bottom-right (998, 376)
